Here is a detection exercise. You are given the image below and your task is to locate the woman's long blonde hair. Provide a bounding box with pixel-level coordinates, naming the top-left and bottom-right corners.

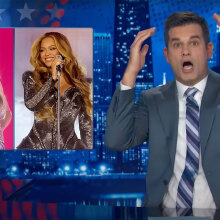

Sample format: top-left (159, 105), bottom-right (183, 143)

top-left (30, 32), bottom-right (92, 120)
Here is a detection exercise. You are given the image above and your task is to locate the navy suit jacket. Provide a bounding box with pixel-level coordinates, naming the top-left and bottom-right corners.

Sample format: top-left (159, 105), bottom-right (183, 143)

top-left (105, 69), bottom-right (220, 208)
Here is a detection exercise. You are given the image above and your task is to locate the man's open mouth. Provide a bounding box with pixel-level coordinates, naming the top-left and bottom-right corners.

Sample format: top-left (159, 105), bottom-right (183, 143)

top-left (183, 61), bottom-right (193, 70)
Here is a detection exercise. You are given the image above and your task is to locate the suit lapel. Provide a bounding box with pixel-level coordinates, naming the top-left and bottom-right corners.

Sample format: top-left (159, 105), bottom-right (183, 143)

top-left (200, 70), bottom-right (220, 155)
top-left (156, 80), bottom-right (179, 167)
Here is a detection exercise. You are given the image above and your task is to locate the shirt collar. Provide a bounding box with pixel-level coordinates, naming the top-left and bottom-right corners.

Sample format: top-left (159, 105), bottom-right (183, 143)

top-left (176, 75), bottom-right (208, 99)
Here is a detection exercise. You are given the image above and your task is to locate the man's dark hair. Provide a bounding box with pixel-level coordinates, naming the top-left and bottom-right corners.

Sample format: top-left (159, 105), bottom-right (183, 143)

top-left (164, 11), bottom-right (210, 47)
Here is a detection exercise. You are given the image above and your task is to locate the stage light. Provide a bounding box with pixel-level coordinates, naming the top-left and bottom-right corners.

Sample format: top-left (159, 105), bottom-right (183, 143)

top-left (64, 165), bottom-right (70, 171)
top-left (11, 165), bottom-right (18, 172)
top-left (100, 165), bottom-right (106, 172)
top-left (80, 165), bottom-right (87, 172)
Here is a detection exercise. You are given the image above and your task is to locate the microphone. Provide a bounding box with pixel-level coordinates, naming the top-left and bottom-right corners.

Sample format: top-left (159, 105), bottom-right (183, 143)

top-left (56, 55), bottom-right (65, 71)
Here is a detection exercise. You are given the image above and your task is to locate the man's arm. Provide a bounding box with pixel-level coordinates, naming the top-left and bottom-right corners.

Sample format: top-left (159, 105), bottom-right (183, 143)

top-left (105, 87), bottom-right (150, 151)
top-left (105, 28), bottom-right (155, 151)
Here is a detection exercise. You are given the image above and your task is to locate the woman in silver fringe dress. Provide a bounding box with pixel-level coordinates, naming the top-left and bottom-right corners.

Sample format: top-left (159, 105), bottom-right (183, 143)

top-left (17, 32), bottom-right (92, 150)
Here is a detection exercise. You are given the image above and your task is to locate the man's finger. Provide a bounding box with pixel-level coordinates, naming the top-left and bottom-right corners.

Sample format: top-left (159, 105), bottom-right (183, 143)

top-left (141, 44), bottom-right (149, 57)
top-left (213, 13), bottom-right (220, 26)
top-left (132, 27), bottom-right (156, 50)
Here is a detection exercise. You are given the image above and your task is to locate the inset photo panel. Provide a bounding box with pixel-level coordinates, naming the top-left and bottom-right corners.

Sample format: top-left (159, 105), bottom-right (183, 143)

top-left (14, 28), bottom-right (93, 150)
top-left (0, 28), bottom-right (13, 150)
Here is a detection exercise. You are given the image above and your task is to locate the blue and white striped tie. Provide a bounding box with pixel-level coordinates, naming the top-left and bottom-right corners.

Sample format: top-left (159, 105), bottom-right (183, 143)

top-left (176, 87), bottom-right (200, 208)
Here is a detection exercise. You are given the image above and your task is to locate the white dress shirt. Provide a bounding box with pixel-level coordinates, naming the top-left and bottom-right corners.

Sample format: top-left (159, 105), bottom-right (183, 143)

top-left (120, 78), bottom-right (216, 209)
top-left (163, 76), bottom-right (216, 209)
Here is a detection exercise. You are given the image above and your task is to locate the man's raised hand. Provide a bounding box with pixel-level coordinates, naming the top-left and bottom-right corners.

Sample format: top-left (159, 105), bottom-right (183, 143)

top-left (213, 13), bottom-right (220, 26)
top-left (122, 27), bottom-right (156, 87)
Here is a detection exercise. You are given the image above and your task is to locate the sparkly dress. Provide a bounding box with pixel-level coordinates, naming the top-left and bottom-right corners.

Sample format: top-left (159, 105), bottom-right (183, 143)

top-left (17, 71), bottom-right (92, 150)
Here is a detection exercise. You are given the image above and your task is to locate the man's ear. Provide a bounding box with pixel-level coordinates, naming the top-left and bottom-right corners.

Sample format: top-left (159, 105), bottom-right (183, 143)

top-left (163, 47), bottom-right (170, 63)
top-left (207, 42), bottom-right (214, 59)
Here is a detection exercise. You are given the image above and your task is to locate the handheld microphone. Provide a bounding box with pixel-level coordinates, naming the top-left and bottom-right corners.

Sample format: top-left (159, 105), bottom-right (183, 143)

top-left (56, 55), bottom-right (65, 71)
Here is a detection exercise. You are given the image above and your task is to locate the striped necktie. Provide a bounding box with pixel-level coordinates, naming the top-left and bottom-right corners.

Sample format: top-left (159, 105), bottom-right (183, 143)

top-left (176, 87), bottom-right (200, 208)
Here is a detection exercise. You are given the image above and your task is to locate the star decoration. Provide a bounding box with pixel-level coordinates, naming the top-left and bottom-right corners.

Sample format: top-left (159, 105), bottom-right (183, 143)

top-left (0, 9), bottom-right (6, 21)
top-left (17, 3), bottom-right (35, 21)
top-left (46, 3), bottom-right (58, 21)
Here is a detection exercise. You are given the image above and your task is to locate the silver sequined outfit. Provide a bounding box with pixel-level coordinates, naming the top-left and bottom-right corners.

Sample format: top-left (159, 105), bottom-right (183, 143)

top-left (17, 71), bottom-right (93, 150)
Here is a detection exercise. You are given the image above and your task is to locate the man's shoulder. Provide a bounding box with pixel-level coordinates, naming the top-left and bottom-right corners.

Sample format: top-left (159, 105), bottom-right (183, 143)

top-left (209, 69), bottom-right (220, 81)
top-left (207, 69), bottom-right (220, 91)
top-left (141, 79), bottom-right (176, 97)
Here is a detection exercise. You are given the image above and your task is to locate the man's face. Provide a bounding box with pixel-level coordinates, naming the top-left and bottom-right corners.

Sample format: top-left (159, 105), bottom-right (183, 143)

top-left (163, 23), bottom-right (213, 86)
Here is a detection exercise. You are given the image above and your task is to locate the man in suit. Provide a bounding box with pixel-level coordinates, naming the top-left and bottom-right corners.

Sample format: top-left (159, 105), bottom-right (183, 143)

top-left (105, 11), bottom-right (220, 212)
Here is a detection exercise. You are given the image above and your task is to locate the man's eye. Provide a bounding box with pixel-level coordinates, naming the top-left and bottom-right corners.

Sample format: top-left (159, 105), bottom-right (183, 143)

top-left (191, 41), bottom-right (199, 46)
top-left (173, 42), bottom-right (181, 48)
